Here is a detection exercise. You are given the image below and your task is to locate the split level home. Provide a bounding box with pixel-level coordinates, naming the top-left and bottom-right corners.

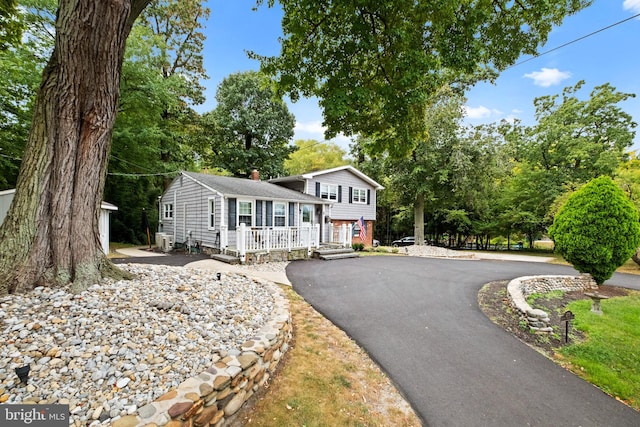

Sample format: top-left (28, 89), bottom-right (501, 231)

top-left (158, 166), bottom-right (383, 263)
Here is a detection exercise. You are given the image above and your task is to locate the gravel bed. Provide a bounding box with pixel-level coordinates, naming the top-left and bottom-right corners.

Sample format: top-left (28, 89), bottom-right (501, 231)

top-left (0, 264), bottom-right (278, 425)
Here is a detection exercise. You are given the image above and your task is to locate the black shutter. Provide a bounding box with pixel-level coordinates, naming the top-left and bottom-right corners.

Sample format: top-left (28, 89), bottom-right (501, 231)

top-left (228, 198), bottom-right (236, 230)
top-left (315, 182), bottom-right (321, 197)
top-left (348, 186), bottom-right (352, 203)
top-left (288, 203), bottom-right (295, 226)
top-left (266, 201), bottom-right (273, 226)
top-left (367, 189), bottom-right (371, 205)
top-left (338, 185), bottom-right (342, 202)
top-left (256, 201), bottom-right (263, 227)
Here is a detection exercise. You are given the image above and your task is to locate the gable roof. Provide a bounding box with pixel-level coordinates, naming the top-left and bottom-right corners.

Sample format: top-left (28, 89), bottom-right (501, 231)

top-left (269, 165), bottom-right (384, 190)
top-left (181, 171), bottom-right (327, 203)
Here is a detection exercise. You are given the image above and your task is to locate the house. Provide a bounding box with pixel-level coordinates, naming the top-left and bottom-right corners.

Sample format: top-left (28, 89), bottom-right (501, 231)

top-left (269, 165), bottom-right (384, 247)
top-left (158, 171), bottom-right (344, 263)
top-left (0, 189), bottom-right (118, 255)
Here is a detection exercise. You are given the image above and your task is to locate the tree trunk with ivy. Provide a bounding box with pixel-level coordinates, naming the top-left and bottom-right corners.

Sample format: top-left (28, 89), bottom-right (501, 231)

top-left (0, 0), bottom-right (150, 296)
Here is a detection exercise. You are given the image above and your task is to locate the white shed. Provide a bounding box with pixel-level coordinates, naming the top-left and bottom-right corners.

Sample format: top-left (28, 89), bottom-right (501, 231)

top-left (0, 189), bottom-right (117, 255)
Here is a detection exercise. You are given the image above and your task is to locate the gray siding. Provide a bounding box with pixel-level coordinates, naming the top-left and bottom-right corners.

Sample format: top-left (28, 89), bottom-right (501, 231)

top-left (306, 170), bottom-right (377, 221)
top-left (160, 175), bottom-right (222, 249)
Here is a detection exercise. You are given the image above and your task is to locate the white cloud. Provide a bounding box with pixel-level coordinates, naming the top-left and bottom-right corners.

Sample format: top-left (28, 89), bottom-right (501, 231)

top-left (294, 120), bottom-right (326, 134)
top-left (523, 68), bottom-right (572, 87)
top-left (623, 0), bottom-right (640, 14)
top-left (463, 105), bottom-right (503, 119)
top-left (293, 120), bottom-right (352, 150)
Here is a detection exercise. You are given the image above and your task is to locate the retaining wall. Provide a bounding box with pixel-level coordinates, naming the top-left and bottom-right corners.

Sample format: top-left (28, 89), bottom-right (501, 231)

top-left (507, 275), bottom-right (596, 332)
top-left (110, 281), bottom-right (292, 427)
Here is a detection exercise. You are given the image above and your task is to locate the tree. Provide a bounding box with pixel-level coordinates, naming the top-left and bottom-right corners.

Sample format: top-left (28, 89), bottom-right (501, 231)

top-left (256, 0), bottom-right (590, 155)
top-left (548, 176), bottom-right (640, 285)
top-left (284, 139), bottom-right (349, 175)
top-left (499, 82), bottom-right (636, 241)
top-left (0, 0), bottom-right (151, 296)
top-left (208, 71), bottom-right (295, 178)
top-left (0, 0), bottom-right (22, 49)
top-left (0, 0), bottom-right (56, 189)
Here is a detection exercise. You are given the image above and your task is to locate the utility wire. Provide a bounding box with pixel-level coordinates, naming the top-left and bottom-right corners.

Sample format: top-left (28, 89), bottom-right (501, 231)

top-left (511, 12), bottom-right (640, 68)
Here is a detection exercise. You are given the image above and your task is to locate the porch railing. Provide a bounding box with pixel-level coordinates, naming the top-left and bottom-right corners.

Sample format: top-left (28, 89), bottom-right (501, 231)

top-left (326, 223), bottom-right (353, 248)
top-left (235, 224), bottom-right (320, 263)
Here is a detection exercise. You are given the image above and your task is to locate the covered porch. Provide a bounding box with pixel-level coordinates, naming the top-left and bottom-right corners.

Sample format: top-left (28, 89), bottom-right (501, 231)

top-left (219, 222), bottom-right (354, 264)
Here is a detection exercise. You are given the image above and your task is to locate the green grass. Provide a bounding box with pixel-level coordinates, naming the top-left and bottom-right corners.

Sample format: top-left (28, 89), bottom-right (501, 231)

top-left (526, 289), bottom-right (565, 307)
top-left (558, 292), bottom-right (640, 409)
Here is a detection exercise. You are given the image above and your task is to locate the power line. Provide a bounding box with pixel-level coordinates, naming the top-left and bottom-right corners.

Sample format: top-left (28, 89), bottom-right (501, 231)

top-left (107, 171), bottom-right (181, 177)
top-left (511, 12), bottom-right (640, 68)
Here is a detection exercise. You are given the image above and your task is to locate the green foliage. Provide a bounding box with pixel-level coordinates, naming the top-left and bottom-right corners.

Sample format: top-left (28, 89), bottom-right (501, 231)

top-left (0, 0), bottom-right (22, 50)
top-left (284, 139), bottom-right (349, 175)
top-left (549, 176), bottom-right (640, 284)
top-left (207, 71), bottom-right (295, 178)
top-left (0, 0), bottom-right (55, 189)
top-left (352, 243), bottom-right (364, 251)
top-left (256, 0), bottom-right (590, 155)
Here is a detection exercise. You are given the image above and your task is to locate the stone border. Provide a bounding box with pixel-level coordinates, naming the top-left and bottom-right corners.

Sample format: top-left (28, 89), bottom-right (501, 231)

top-left (110, 278), bottom-right (292, 427)
top-left (507, 275), bottom-right (596, 332)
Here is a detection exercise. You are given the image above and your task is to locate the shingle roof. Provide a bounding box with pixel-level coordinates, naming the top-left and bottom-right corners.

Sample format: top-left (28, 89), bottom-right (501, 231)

top-left (269, 165), bottom-right (384, 190)
top-left (182, 171), bottom-right (326, 203)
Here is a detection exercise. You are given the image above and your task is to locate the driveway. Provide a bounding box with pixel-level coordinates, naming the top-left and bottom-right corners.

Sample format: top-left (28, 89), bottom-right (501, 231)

top-left (286, 256), bottom-right (640, 426)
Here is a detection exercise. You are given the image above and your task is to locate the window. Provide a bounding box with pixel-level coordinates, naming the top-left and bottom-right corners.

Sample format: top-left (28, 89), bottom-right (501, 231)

top-left (320, 183), bottom-right (338, 201)
top-left (163, 203), bottom-right (173, 219)
top-left (302, 204), bottom-right (313, 224)
top-left (208, 198), bottom-right (215, 229)
top-left (238, 201), bottom-right (253, 226)
top-left (352, 188), bottom-right (367, 204)
top-left (274, 202), bottom-right (286, 227)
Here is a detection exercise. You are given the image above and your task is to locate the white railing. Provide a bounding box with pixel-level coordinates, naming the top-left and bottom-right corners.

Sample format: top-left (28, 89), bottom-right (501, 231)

top-left (235, 224), bottom-right (320, 263)
top-left (328, 223), bottom-right (353, 248)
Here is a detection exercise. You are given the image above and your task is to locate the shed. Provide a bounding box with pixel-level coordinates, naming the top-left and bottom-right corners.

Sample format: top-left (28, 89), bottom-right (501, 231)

top-left (0, 189), bottom-right (117, 255)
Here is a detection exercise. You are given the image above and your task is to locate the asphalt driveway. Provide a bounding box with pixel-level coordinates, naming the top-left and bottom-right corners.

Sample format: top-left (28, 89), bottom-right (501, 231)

top-left (286, 256), bottom-right (640, 427)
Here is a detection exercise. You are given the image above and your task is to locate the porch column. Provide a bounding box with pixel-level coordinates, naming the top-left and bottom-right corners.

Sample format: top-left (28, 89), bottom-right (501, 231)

top-left (237, 223), bottom-right (246, 263)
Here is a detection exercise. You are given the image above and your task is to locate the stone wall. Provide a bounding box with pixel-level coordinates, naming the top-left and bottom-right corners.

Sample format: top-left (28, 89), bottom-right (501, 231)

top-left (245, 248), bottom-right (309, 264)
top-left (507, 275), bottom-right (596, 332)
top-left (110, 284), bottom-right (292, 427)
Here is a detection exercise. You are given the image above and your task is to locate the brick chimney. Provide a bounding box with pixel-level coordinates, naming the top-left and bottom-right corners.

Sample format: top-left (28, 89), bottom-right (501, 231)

top-left (250, 169), bottom-right (260, 181)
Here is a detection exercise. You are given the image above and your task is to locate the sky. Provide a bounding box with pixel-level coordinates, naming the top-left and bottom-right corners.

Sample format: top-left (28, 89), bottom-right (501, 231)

top-left (198, 0), bottom-right (640, 152)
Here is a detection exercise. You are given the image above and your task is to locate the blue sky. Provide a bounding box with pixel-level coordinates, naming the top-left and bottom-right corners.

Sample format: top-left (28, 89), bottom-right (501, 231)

top-left (199, 0), bottom-right (640, 152)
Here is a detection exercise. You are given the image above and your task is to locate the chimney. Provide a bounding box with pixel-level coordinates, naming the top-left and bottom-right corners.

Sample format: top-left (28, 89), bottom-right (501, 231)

top-left (250, 169), bottom-right (260, 181)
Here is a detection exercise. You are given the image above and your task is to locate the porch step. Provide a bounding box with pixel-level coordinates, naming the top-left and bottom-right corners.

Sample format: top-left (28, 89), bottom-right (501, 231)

top-left (211, 253), bottom-right (240, 265)
top-left (314, 248), bottom-right (360, 260)
top-left (318, 252), bottom-right (361, 261)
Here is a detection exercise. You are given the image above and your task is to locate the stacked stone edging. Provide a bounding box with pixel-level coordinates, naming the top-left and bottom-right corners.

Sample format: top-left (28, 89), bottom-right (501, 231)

top-left (507, 275), bottom-right (596, 332)
top-left (110, 278), bottom-right (292, 427)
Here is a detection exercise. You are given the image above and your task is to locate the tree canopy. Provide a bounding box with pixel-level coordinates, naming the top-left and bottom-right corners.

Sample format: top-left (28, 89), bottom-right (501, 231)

top-left (256, 0), bottom-right (591, 155)
top-left (284, 139), bottom-right (349, 175)
top-left (207, 70), bottom-right (295, 178)
top-left (549, 176), bottom-right (640, 284)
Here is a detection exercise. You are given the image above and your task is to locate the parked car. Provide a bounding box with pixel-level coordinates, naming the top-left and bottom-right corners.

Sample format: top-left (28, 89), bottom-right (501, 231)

top-left (391, 236), bottom-right (415, 247)
top-left (373, 239), bottom-right (380, 247)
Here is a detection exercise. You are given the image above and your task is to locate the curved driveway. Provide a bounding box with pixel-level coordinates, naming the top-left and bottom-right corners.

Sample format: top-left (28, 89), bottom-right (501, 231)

top-left (286, 256), bottom-right (640, 427)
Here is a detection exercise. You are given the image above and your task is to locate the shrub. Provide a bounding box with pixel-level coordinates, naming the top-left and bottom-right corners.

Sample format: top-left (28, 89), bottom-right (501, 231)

top-left (351, 243), bottom-right (364, 251)
top-left (548, 176), bottom-right (640, 284)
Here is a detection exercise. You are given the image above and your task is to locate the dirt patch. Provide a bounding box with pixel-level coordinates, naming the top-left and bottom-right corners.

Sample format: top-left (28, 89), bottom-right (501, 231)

top-left (478, 280), bottom-right (630, 356)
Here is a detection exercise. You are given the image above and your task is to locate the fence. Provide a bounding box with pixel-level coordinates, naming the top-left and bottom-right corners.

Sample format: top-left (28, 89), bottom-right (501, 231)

top-left (235, 223), bottom-right (321, 263)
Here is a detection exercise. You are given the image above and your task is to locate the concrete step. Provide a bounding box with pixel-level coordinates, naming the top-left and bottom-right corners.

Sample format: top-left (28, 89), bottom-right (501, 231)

top-left (318, 252), bottom-right (360, 261)
top-left (314, 247), bottom-right (355, 257)
top-left (211, 253), bottom-right (240, 264)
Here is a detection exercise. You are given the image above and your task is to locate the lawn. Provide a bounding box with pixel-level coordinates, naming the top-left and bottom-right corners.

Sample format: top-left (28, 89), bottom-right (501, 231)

top-left (556, 291), bottom-right (640, 410)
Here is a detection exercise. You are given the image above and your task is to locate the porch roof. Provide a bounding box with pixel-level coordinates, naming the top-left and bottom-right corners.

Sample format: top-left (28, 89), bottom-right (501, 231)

top-left (182, 171), bottom-right (328, 204)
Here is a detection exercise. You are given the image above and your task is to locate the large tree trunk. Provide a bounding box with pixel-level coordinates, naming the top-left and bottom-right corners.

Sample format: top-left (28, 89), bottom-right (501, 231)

top-left (0, 0), bottom-right (150, 296)
top-left (414, 193), bottom-right (425, 245)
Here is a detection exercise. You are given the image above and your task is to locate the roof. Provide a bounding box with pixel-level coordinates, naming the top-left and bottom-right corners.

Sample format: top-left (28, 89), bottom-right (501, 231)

top-left (269, 165), bottom-right (384, 190)
top-left (181, 172), bottom-right (328, 204)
